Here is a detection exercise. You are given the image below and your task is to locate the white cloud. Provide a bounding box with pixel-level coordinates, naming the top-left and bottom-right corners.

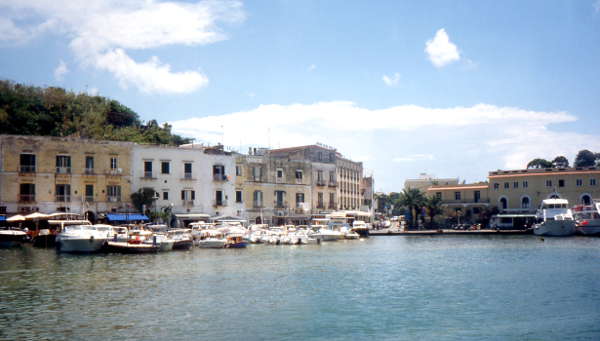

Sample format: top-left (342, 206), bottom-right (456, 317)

top-left (53, 59), bottom-right (68, 81)
top-left (382, 72), bottom-right (400, 87)
top-left (392, 154), bottom-right (434, 163)
top-left (169, 101), bottom-right (600, 190)
top-left (307, 64), bottom-right (317, 71)
top-left (1, 0), bottom-right (244, 94)
top-left (425, 28), bottom-right (460, 68)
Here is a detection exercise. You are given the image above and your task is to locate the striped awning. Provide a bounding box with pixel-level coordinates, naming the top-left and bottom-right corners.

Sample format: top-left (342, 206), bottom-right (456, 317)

top-left (106, 213), bottom-right (149, 221)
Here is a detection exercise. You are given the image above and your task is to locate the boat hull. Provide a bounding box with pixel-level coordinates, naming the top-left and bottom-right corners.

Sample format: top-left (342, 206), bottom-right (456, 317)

top-left (197, 239), bottom-right (227, 248)
top-left (576, 221), bottom-right (600, 235)
top-left (173, 239), bottom-right (193, 250)
top-left (106, 241), bottom-right (159, 254)
top-left (352, 228), bottom-right (370, 237)
top-left (533, 220), bottom-right (576, 236)
top-left (57, 237), bottom-right (107, 253)
top-left (0, 231), bottom-right (27, 248)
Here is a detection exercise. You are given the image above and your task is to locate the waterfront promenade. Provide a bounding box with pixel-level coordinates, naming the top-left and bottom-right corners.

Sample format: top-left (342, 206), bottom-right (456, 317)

top-left (370, 228), bottom-right (530, 236)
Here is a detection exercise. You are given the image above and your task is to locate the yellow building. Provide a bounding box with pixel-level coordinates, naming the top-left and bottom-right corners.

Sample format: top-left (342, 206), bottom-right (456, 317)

top-left (336, 156), bottom-right (363, 211)
top-left (426, 183), bottom-right (490, 224)
top-left (488, 167), bottom-right (600, 212)
top-left (0, 135), bottom-right (133, 221)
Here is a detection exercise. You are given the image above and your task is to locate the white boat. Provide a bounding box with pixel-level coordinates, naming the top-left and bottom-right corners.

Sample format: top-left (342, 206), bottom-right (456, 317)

top-left (197, 238), bottom-right (227, 248)
top-left (0, 229), bottom-right (27, 248)
top-left (351, 220), bottom-right (370, 237)
top-left (344, 230), bottom-right (360, 239)
top-left (318, 228), bottom-right (343, 241)
top-left (56, 224), bottom-right (110, 253)
top-left (143, 233), bottom-right (174, 252)
top-left (573, 201), bottom-right (600, 235)
top-left (168, 229), bottom-right (194, 250)
top-left (533, 199), bottom-right (576, 236)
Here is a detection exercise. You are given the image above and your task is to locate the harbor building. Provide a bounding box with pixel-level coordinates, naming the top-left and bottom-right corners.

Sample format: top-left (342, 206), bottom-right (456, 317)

top-left (236, 147), bottom-right (313, 225)
top-left (0, 135), bottom-right (133, 221)
top-left (336, 156), bottom-right (364, 211)
top-left (131, 143), bottom-right (241, 219)
top-left (405, 173), bottom-right (459, 192)
top-left (360, 176), bottom-right (375, 215)
top-left (426, 182), bottom-right (490, 224)
top-left (488, 167), bottom-right (600, 213)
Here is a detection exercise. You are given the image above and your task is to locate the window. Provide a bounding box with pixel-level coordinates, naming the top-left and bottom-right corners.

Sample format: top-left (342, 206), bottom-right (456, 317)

top-left (591, 178), bottom-right (597, 186)
top-left (110, 157), bottom-right (118, 170)
top-left (163, 191), bottom-right (169, 200)
top-left (107, 185), bottom-right (121, 202)
top-left (274, 190), bottom-right (285, 207)
top-left (85, 156), bottom-right (94, 174)
top-left (504, 182), bottom-right (509, 189)
top-left (20, 154), bottom-right (36, 173)
top-left (329, 193), bottom-right (336, 209)
top-left (295, 170), bottom-right (303, 180)
top-left (236, 190), bottom-right (243, 203)
top-left (317, 170), bottom-right (324, 184)
top-left (454, 192), bottom-right (461, 200)
top-left (318, 151), bottom-right (322, 161)
top-left (318, 192), bottom-right (324, 208)
top-left (144, 161), bottom-right (153, 178)
top-left (213, 165), bottom-right (226, 181)
top-left (545, 180), bottom-right (552, 187)
top-left (19, 183), bottom-right (35, 202)
top-left (558, 179), bottom-right (565, 187)
top-left (435, 192), bottom-right (442, 200)
top-left (215, 190), bottom-right (224, 206)
top-left (329, 171), bottom-right (336, 183)
top-left (513, 182), bottom-right (518, 188)
top-left (85, 184), bottom-right (94, 202)
top-left (253, 190), bottom-right (263, 207)
top-left (55, 184), bottom-right (71, 202)
top-left (276, 168), bottom-right (284, 180)
top-left (56, 155), bottom-right (71, 174)
top-left (523, 180), bottom-right (528, 188)
top-left (576, 179), bottom-right (583, 187)
top-left (184, 163), bottom-right (192, 179)
top-left (521, 197), bottom-right (530, 209)
top-left (500, 197), bottom-right (508, 210)
top-left (236, 165), bottom-right (242, 176)
top-left (181, 189), bottom-right (195, 201)
top-left (252, 166), bottom-right (262, 181)
top-left (296, 193), bottom-right (305, 207)
top-left (474, 191), bottom-right (480, 203)
top-left (493, 183), bottom-right (499, 190)
top-left (161, 161), bottom-right (170, 174)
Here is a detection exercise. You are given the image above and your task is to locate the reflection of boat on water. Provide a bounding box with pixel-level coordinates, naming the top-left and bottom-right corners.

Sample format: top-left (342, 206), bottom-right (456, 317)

top-left (533, 199), bottom-right (576, 237)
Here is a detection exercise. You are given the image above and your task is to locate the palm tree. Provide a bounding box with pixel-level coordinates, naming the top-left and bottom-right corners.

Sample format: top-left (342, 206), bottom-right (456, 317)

top-left (424, 196), bottom-right (443, 228)
top-left (398, 188), bottom-right (425, 229)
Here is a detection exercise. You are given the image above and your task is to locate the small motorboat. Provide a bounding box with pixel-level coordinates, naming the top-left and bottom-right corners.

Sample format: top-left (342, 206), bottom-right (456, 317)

top-left (105, 241), bottom-right (159, 254)
top-left (0, 228), bottom-right (28, 248)
top-left (56, 224), bottom-right (109, 253)
top-left (225, 234), bottom-right (247, 248)
top-left (197, 237), bottom-right (227, 248)
top-left (168, 229), bottom-right (194, 250)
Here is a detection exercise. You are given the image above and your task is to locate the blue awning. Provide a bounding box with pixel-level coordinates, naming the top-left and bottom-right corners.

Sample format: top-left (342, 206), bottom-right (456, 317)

top-left (0, 216), bottom-right (5, 221)
top-left (106, 213), bottom-right (149, 221)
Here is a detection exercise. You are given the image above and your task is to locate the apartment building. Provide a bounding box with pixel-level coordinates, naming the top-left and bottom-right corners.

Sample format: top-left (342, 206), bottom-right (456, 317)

top-left (488, 167), bottom-right (600, 212)
top-left (426, 182), bottom-right (490, 223)
top-left (0, 135), bottom-right (133, 221)
top-left (336, 156), bottom-right (363, 211)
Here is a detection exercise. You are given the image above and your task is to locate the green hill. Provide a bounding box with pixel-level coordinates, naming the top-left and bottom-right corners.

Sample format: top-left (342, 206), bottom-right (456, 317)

top-left (0, 80), bottom-right (191, 145)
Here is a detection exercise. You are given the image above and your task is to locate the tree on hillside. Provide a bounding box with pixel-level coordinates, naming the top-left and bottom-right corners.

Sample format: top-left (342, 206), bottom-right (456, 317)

top-left (574, 149), bottom-right (597, 167)
top-left (551, 156), bottom-right (569, 168)
top-left (527, 158), bottom-right (553, 169)
top-left (398, 188), bottom-right (425, 229)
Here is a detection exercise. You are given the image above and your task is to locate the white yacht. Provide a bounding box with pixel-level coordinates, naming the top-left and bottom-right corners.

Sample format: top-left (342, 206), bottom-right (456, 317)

top-left (143, 233), bottom-right (174, 252)
top-left (533, 199), bottom-right (576, 236)
top-left (573, 200), bottom-right (600, 235)
top-left (56, 224), bottom-right (111, 253)
top-left (351, 220), bottom-right (370, 237)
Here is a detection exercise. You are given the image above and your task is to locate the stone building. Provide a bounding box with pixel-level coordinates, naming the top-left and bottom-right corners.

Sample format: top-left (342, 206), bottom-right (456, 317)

top-left (336, 156), bottom-right (363, 211)
top-left (0, 135), bottom-right (133, 221)
top-left (426, 182), bottom-right (490, 224)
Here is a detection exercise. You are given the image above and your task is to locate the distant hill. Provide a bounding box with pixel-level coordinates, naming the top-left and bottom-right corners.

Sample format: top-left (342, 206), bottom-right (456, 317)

top-left (0, 80), bottom-right (191, 145)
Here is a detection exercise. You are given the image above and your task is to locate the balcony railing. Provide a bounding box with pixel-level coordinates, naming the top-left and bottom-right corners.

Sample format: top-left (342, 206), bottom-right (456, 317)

top-left (213, 174), bottom-right (228, 181)
top-left (107, 196), bottom-right (121, 202)
top-left (328, 181), bottom-right (337, 187)
top-left (143, 171), bottom-right (153, 178)
top-left (252, 176), bottom-right (263, 182)
top-left (183, 172), bottom-right (193, 179)
top-left (55, 195), bottom-right (71, 202)
top-left (317, 203), bottom-right (324, 209)
top-left (316, 180), bottom-right (326, 186)
top-left (84, 168), bottom-right (94, 175)
top-left (19, 194), bottom-right (35, 202)
top-left (295, 178), bottom-right (303, 184)
top-left (183, 200), bottom-right (194, 206)
top-left (328, 202), bottom-right (337, 209)
top-left (274, 201), bottom-right (288, 209)
top-left (253, 202), bottom-right (264, 208)
top-left (213, 200), bottom-right (228, 207)
top-left (19, 165), bottom-right (35, 173)
top-left (85, 196), bottom-right (94, 202)
top-left (56, 167), bottom-right (71, 174)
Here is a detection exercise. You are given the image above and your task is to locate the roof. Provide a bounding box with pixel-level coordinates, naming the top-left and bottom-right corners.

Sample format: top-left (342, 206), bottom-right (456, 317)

top-left (489, 167), bottom-right (600, 178)
top-left (427, 184), bottom-right (489, 191)
top-left (106, 213), bottom-right (149, 221)
top-left (541, 199), bottom-right (569, 205)
top-left (175, 213), bottom-right (210, 219)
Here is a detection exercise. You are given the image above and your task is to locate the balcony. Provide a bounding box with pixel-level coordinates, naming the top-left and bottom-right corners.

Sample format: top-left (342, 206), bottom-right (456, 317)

top-left (328, 202), bottom-right (337, 209)
top-left (107, 196), bottom-right (121, 202)
top-left (85, 196), bottom-right (94, 202)
top-left (182, 200), bottom-right (194, 206)
top-left (295, 178), bottom-right (303, 185)
top-left (317, 203), bottom-right (325, 209)
top-left (19, 194), bottom-right (35, 203)
top-left (253, 202), bottom-right (264, 208)
top-left (252, 176), bottom-right (263, 182)
top-left (316, 180), bottom-right (326, 186)
top-left (274, 201), bottom-right (288, 209)
top-left (19, 165), bottom-right (36, 173)
top-left (294, 207), bottom-right (307, 214)
top-left (213, 174), bottom-right (228, 182)
top-left (182, 172), bottom-right (193, 180)
top-left (328, 181), bottom-right (337, 187)
top-left (55, 195), bottom-right (71, 202)
top-left (84, 168), bottom-right (94, 175)
top-left (56, 167), bottom-right (71, 174)
top-left (213, 200), bottom-right (228, 207)
top-left (143, 171), bottom-right (153, 178)
top-left (109, 168), bottom-right (122, 176)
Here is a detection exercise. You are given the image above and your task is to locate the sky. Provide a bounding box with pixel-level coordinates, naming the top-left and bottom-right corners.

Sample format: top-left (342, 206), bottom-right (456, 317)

top-left (2, 0), bottom-right (600, 192)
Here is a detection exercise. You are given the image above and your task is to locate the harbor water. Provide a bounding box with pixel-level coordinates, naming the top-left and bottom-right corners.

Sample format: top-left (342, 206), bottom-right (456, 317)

top-left (1, 235), bottom-right (600, 340)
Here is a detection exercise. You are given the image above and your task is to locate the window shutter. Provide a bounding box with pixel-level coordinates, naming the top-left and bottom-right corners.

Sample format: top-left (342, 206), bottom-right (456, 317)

top-left (181, 190), bottom-right (185, 200)
top-left (191, 191), bottom-right (195, 200)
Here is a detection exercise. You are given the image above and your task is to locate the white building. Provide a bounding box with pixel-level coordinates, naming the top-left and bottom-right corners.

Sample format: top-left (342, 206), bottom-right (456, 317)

top-left (131, 144), bottom-right (241, 219)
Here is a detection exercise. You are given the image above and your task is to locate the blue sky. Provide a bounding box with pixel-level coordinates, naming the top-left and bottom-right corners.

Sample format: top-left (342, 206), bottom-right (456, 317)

top-left (2, 0), bottom-right (600, 191)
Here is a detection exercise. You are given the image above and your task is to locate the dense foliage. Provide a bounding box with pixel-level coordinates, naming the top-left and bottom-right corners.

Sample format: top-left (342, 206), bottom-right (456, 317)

top-left (0, 80), bottom-right (192, 145)
top-left (527, 151), bottom-right (599, 169)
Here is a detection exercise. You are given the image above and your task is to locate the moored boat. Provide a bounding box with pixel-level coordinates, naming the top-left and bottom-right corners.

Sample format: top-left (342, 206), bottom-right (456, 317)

top-left (0, 229), bottom-right (28, 248)
top-left (533, 199), bottom-right (576, 236)
top-left (573, 201), bottom-right (600, 236)
top-left (168, 229), bottom-right (193, 250)
top-left (56, 224), bottom-right (110, 253)
top-left (351, 220), bottom-right (370, 237)
top-left (105, 241), bottom-right (159, 254)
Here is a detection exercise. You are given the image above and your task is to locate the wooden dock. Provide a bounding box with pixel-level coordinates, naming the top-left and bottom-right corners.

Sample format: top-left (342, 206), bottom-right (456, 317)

top-left (369, 229), bottom-right (531, 236)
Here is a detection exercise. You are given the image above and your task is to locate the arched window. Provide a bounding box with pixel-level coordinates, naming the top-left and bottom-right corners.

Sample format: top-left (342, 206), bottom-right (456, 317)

top-left (549, 194), bottom-right (560, 199)
top-left (500, 197), bottom-right (508, 210)
top-left (521, 197), bottom-right (530, 209)
top-left (581, 194), bottom-right (592, 206)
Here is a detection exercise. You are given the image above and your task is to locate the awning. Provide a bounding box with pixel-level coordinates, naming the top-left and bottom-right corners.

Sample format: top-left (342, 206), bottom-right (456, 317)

top-left (175, 213), bottom-right (211, 219)
top-left (0, 216), bottom-right (5, 221)
top-left (106, 213), bottom-right (149, 221)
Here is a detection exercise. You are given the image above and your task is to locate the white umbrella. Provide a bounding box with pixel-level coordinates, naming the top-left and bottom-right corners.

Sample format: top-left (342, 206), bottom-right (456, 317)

top-left (7, 214), bottom-right (26, 222)
top-left (25, 212), bottom-right (50, 220)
